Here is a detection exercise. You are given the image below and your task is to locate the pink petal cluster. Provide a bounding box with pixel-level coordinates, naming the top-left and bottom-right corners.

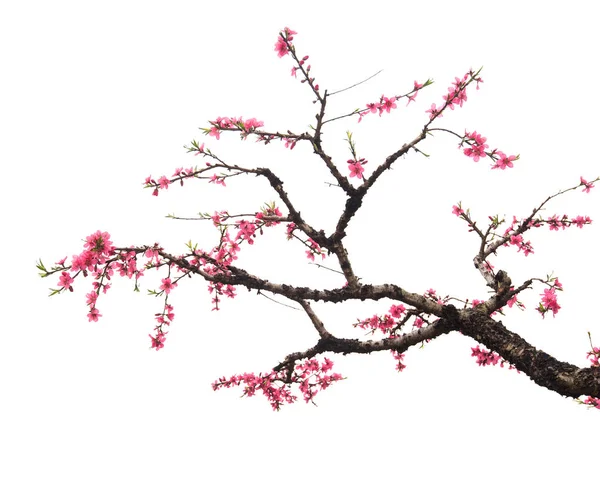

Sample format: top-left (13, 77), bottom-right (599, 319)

top-left (358, 95), bottom-right (398, 122)
top-left (58, 271), bottom-right (74, 291)
top-left (306, 238), bottom-right (326, 261)
top-left (471, 346), bottom-right (501, 366)
top-left (426, 70), bottom-right (483, 120)
top-left (274, 27), bottom-right (297, 58)
top-left (392, 351), bottom-right (406, 372)
top-left (507, 233), bottom-right (534, 257)
top-left (587, 346), bottom-right (600, 367)
top-left (443, 75), bottom-right (471, 110)
top-left (359, 81), bottom-right (426, 123)
top-left (286, 222), bottom-right (296, 240)
top-left (355, 314), bottom-right (396, 334)
top-left (491, 152), bottom-right (517, 170)
top-left (149, 332), bottom-right (167, 351)
top-left (537, 287), bottom-right (561, 318)
top-left (213, 357), bottom-right (342, 410)
top-left (452, 204), bottom-right (465, 217)
top-left (583, 397), bottom-right (600, 410)
top-left (462, 131), bottom-right (488, 162)
top-left (255, 205), bottom-right (283, 227)
top-left (580, 176), bottom-right (595, 193)
top-left (159, 277), bottom-right (177, 295)
top-left (207, 116), bottom-right (265, 141)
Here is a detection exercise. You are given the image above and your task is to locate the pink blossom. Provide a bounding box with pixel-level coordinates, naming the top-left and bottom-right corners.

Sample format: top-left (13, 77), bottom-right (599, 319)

top-left (506, 294), bottom-right (522, 309)
top-left (243, 118), bottom-right (264, 131)
top-left (492, 152), bottom-right (517, 170)
top-left (583, 397), bottom-right (600, 409)
top-left (580, 176), bottom-right (594, 193)
top-left (158, 176), bottom-right (169, 190)
top-left (347, 160), bottom-right (365, 179)
top-left (426, 103), bottom-right (440, 119)
top-left (389, 304), bottom-right (406, 319)
top-left (392, 352), bottom-right (406, 372)
top-left (571, 215), bottom-right (591, 228)
top-left (86, 291), bottom-right (98, 306)
top-left (87, 307), bottom-right (101, 322)
top-left (471, 346), bottom-right (501, 366)
top-left (286, 223), bottom-right (296, 240)
top-left (510, 234), bottom-right (523, 245)
top-left (160, 278), bottom-right (178, 294)
top-left (348, 163), bottom-right (364, 179)
top-left (209, 174), bottom-right (226, 187)
top-left (366, 102), bottom-right (380, 114)
top-left (236, 220), bottom-right (257, 244)
top-left (208, 126), bottom-right (221, 140)
top-left (58, 271), bottom-right (74, 290)
top-left (274, 27), bottom-right (297, 58)
top-left (380, 96), bottom-right (397, 115)
top-left (149, 332), bottom-right (167, 351)
top-left (84, 231), bottom-right (114, 256)
top-left (537, 287), bottom-right (561, 318)
top-left (305, 238), bottom-right (325, 261)
top-left (452, 205), bottom-right (464, 216)
top-left (462, 131), bottom-right (488, 162)
top-left (321, 358), bottom-right (334, 371)
top-left (547, 215), bottom-right (565, 231)
top-left (407, 81), bottom-right (423, 104)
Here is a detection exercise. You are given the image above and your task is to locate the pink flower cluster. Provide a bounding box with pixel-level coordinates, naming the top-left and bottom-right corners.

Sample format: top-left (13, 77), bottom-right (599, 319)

top-left (358, 81), bottom-right (425, 123)
top-left (426, 70), bottom-right (483, 120)
top-left (149, 303), bottom-right (175, 351)
top-left (507, 232), bottom-right (535, 257)
top-left (354, 297), bottom-right (436, 340)
top-left (62, 231), bottom-right (118, 322)
top-left (45, 213), bottom-right (292, 350)
top-left (471, 346), bottom-right (514, 369)
top-left (274, 27), bottom-right (297, 58)
top-left (547, 214), bottom-right (592, 230)
top-left (583, 397), bottom-right (600, 409)
top-left (537, 286), bottom-right (561, 318)
top-left (580, 176), bottom-right (595, 193)
top-left (460, 131), bottom-right (518, 169)
top-left (212, 357), bottom-right (343, 410)
top-left (145, 166), bottom-right (201, 196)
top-left (462, 131), bottom-right (487, 162)
top-left (275, 28), bottom-right (321, 94)
top-left (471, 346), bottom-right (500, 366)
top-left (306, 238), bottom-right (326, 261)
top-left (502, 211), bottom-right (592, 259)
top-left (207, 116), bottom-right (264, 141)
top-left (392, 351), bottom-right (406, 372)
top-left (587, 345), bottom-right (600, 367)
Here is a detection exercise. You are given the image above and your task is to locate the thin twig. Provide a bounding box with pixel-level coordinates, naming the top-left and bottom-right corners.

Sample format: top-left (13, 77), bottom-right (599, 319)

top-left (329, 69), bottom-right (384, 96)
top-left (259, 292), bottom-right (300, 310)
top-left (309, 262), bottom-right (344, 275)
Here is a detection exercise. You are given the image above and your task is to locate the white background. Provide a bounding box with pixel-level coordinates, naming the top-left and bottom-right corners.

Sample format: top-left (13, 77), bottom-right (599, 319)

top-left (2, 1), bottom-right (599, 481)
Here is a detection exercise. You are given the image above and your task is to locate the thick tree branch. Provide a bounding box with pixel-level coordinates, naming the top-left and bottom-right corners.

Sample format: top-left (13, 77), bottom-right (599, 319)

top-left (458, 308), bottom-right (600, 398)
